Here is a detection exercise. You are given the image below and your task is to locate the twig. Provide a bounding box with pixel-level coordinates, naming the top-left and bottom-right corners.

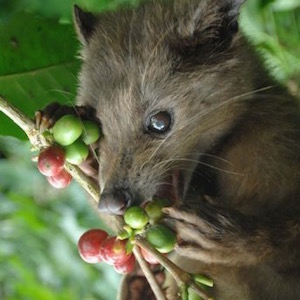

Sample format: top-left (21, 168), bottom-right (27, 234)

top-left (0, 95), bottom-right (49, 148)
top-left (135, 236), bottom-right (212, 300)
top-left (64, 161), bottom-right (100, 202)
top-left (133, 247), bottom-right (166, 300)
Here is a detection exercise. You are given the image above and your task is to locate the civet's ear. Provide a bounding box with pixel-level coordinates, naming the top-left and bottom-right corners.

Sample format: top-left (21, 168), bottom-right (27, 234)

top-left (224, 0), bottom-right (246, 28)
top-left (170, 0), bottom-right (246, 62)
top-left (226, 0), bottom-right (246, 17)
top-left (73, 5), bottom-right (98, 45)
top-left (217, 0), bottom-right (246, 37)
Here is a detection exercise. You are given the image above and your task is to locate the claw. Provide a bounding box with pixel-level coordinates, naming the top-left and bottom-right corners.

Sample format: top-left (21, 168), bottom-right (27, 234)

top-left (35, 102), bottom-right (60, 132)
top-left (35, 110), bottom-right (42, 130)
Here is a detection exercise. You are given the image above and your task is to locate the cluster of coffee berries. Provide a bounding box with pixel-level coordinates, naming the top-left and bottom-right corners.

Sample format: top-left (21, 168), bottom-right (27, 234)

top-left (77, 203), bottom-right (213, 299)
top-left (37, 115), bottom-right (101, 188)
top-left (123, 200), bottom-right (177, 254)
top-left (77, 229), bottom-right (136, 274)
top-left (77, 199), bottom-right (177, 274)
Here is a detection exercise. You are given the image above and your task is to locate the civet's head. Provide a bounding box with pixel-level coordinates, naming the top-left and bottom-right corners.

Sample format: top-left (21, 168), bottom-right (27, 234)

top-left (74, 0), bottom-right (258, 215)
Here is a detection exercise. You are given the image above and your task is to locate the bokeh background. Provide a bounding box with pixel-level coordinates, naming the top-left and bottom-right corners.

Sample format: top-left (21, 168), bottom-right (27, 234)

top-left (0, 0), bottom-right (299, 299)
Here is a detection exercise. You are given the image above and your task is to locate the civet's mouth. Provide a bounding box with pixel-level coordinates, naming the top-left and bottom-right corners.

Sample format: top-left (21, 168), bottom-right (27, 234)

top-left (150, 170), bottom-right (184, 207)
top-left (98, 168), bottom-right (185, 215)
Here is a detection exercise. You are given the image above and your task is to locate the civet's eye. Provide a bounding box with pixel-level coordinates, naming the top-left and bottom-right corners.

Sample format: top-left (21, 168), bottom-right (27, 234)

top-left (146, 111), bottom-right (173, 135)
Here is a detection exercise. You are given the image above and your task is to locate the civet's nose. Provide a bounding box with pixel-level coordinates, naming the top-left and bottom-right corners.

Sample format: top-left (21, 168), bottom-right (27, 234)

top-left (98, 189), bottom-right (132, 215)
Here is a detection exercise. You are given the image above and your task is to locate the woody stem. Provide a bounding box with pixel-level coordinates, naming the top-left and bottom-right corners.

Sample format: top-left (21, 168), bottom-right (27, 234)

top-left (135, 236), bottom-right (212, 300)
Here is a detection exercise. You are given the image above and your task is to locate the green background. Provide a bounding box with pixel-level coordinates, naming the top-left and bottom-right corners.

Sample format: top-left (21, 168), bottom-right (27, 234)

top-left (0, 0), bottom-right (299, 299)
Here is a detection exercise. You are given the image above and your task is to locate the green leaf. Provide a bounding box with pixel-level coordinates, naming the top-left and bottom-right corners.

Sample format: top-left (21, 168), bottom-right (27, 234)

top-left (0, 12), bottom-right (80, 139)
top-left (0, 0), bottom-right (140, 24)
top-left (241, 1), bottom-right (300, 86)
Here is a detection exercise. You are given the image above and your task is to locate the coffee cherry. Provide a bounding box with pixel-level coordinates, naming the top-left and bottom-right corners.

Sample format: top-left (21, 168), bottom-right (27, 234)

top-left (65, 139), bottom-right (89, 165)
top-left (140, 247), bottom-right (159, 265)
top-left (193, 274), bottom-right (214, 288)
top-left (187, 287), bottom-right (203, 300)
top-left (124, 206), bottom-right (149, 229)
top-left (37, 145), bottom-right (65, 176)
top-left (100, 237), bottom-right (132, 265)
top-left (145, 199), bottom-right (168, 223)
top-left (47, 169), bottom-right (72, 189)
top-left (145, 224), bottom-right (177, 253)
top-left (82, 121), bottom-right (101, 145)
top-left (113, 255), bottom-right (136, 274)
top-left (77, 229), bottom-right (109, 264)
top-left (53, 115), bottom-right (83, 146)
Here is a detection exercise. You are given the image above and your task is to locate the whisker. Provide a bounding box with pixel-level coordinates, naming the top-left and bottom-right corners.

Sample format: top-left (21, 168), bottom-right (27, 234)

top-left (176, 86), bottom-right (275, 133)
top-left (128, 10), bottom-right (136, 74)
top-left (151, 157), bottom-right (244, 176)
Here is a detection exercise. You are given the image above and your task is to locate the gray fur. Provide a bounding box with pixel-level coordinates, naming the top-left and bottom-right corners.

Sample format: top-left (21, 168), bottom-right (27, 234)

top-left (75, 1), bottom-right (300, 299)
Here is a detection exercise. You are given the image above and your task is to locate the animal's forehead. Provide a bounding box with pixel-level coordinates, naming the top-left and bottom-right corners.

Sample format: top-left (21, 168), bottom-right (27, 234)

top-left (82, 36), bottom-right (176, 116)
top-left (96, 80), bottom-right (171, 130)
top-left (83, 0), bottom-right (219, 69)
top-left (80, 0), bottom-right (232, 100)
top-left (93, 79), bottom-right (145, 135)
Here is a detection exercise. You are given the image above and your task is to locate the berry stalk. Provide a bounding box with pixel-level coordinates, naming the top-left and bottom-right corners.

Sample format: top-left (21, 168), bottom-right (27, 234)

top-left (133, 246), bottom-right (167, 300)
top-left (0, 95), bottom-right (49, 148)
top-left (135, 236), bottom-right (212, 300)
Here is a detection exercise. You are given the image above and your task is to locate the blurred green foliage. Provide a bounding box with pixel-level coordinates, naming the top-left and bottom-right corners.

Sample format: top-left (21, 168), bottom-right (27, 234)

top-left (241, 0), bottom-right (300, 90)
top-left (0, 0), bottom-right (139, 23)
top-left (0, 0), bottom-right (299, 299)
top-left (0, 137), bottom-right (120, 300)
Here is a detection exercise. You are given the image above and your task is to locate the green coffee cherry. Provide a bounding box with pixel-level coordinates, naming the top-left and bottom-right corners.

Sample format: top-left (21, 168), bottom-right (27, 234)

top-left (145, 224), bottom-right (177, 253)
top-left (187, 287), bottom-right (203, 300)
top-left (145, 199), bottom-right (167, 222)
top-left (124, 206), bottom-right (149, 229)
top-left (53, 115), bottom-right (83, 146)
top-left (65, 139), bottom-right (89, 165)
top-left (82, 120), bottom-right (101, 145)
top-left (193, 274), bottom-right (214, 288)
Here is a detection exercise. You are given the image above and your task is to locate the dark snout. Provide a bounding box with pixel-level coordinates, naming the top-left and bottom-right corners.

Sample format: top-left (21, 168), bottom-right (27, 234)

top-left (98, 189), bottom-right (132, 215)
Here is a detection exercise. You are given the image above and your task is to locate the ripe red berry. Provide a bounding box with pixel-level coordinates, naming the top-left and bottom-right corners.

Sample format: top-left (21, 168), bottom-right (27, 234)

top-left (113, 255), bottom-right (136, 274)
top-left (140, 247), bottom-right (159, 265)
top-left (100, 237), bottom-right (132, 265)
top-left (38, 146), bottom-right (65, 176)
top-left (47, 169), bottom-right (72, 189)
top-left (77, 229), bottom-right (109, 264)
